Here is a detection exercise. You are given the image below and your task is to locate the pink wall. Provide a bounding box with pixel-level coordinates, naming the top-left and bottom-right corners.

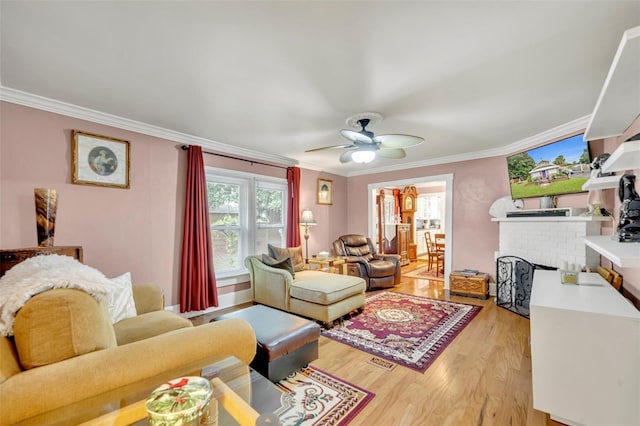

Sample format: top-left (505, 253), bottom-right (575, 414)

top-left (1, 102), bottom-right (186, 304)
top-left (347, 157), bottom-right (512, 279)
top-left (299, 169), bottom-right (348, 256)
top-left (344, 145), bottom-right (626, 285)
top-left (0, 102), bottom-right (345, 306)
top-left (2, 101), bottom-right (637, 304)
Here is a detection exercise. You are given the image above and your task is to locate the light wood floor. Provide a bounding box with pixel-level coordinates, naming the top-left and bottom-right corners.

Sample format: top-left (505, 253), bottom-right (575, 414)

top-left (192, 260), bottom-right (561, 426)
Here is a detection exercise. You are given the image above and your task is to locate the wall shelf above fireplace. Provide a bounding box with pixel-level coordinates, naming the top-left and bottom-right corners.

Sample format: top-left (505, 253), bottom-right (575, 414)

top-left (491, 216), bottom-right (609, 223)
top-left (582, 175), bottom-right (620, 191)
top-left (601, 139), bottom-right (640, 174)
top-left (583, 235), bottom-right (640, 268)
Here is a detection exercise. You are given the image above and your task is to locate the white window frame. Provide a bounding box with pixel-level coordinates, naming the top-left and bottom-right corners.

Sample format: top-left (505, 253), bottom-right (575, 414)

top-left (255, 179), bottom-right (287, 248)
top-left (205, 167), bottom-right (288, 285)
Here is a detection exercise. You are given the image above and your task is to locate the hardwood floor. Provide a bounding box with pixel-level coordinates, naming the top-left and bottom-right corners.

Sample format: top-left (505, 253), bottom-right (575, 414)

top-left (192, 260), bottom-right (560, 425)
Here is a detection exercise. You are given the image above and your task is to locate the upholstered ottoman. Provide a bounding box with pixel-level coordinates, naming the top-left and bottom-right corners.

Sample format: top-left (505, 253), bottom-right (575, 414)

top-left (215, 304), bottom-right (320, 382)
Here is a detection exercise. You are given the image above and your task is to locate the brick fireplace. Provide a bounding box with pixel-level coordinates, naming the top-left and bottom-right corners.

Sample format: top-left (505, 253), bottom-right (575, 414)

top-left (492, 215), bottom-right (608, 317)
top-left (493, 216), bottom-right (607, 271)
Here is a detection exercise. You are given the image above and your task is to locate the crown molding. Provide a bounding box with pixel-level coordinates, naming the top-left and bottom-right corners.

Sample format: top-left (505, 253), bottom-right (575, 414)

top-left (1, 86), bottom-right (589, 176)
top-left (345, 115), bottom-right (592, 177)
top-left (0, 86), bottom-right (299, 167)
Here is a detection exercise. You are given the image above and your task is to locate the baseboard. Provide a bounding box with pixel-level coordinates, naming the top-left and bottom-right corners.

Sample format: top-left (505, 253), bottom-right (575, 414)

top-left (489, 282), bottom-right (497, 297)
top-left (165, 288), bottom-right (253, 318)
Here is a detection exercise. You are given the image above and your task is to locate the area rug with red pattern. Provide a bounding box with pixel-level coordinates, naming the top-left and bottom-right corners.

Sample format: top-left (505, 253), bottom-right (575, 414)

top-left (275, 365), bottom-right (374, 425)
top-left (322, 291), bottom-right (482, 373)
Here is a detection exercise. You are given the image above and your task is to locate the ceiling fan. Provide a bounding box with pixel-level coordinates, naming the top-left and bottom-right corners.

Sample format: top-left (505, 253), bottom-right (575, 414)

top-left (306, 112), bottom-right (424, 164)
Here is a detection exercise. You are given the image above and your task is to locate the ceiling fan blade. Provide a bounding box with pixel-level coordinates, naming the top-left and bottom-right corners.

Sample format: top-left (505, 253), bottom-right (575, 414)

top-left (377, 148), bottom-right (406, 159)
top-left (305, 143), bottom-right (355, 152)
top-left (374, 134), bottom-right (424, 149)
top-left (339, 151), bottom-right (353, 163)
top-left (340, 129), bottom-right (373, 144)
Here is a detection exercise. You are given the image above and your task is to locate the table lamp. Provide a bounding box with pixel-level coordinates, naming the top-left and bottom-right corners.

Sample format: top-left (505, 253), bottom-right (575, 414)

top-left (300, 209), bottom-right (317, 260)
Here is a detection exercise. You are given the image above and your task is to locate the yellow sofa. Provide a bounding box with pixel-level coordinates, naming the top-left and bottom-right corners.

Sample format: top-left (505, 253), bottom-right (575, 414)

top-left (0, 285), bottom-right (256, 425)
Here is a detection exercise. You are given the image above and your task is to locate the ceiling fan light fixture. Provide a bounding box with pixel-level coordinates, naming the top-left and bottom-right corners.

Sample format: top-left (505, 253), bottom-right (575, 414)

top-left (351, 150), bottom-right (376, 164)
top-left (308, 112), bottom-right (422, 165)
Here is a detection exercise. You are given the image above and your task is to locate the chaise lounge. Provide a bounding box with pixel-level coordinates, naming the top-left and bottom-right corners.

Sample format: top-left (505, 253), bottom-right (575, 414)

top-left (244, 255), bottom-right (366, 326)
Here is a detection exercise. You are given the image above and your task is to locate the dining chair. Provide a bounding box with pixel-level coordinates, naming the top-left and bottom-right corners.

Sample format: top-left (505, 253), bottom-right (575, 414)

top-left (434, 233), bottom-right (445, 254)
top-left (425, 233), bottom-right (444, 275)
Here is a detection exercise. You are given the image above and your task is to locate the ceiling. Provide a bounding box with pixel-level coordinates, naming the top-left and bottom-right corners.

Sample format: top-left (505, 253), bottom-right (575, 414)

top-left (1, 1), bottom-right (639, 176)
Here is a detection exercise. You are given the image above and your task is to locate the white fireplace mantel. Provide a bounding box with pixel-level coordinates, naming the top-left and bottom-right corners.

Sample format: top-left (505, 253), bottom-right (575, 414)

top-left (491, 216), bottom-right (610, 223)
top-left (492, 215), bottom-right (610, 270)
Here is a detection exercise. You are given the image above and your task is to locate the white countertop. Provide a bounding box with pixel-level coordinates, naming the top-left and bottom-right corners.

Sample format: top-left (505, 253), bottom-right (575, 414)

top-left (530, 270), bottom-right (640, 319)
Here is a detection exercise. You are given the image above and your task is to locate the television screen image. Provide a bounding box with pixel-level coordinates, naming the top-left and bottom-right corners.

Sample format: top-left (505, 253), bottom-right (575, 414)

top-left (506, 133), bottom-right (591, 199)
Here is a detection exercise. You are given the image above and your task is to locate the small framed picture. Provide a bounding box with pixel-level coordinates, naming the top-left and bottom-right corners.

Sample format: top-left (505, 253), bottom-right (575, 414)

top-left (72, 130), bottom-right (130, 189)
top-left (317, 178), bottom-right (333, 205)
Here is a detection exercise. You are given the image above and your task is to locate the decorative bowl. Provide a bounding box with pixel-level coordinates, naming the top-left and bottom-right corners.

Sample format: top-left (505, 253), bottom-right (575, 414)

top-left (317, 251), bottom-right (329, 260)
top-left (146, 376), bottom-right (212, 426)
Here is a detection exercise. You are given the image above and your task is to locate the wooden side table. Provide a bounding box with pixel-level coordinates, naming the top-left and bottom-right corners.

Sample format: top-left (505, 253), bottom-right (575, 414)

top-left (0, 246), bottom-right (83, 277)
top-left (449, 272), bottom-right (490, 299)
top-left (306, 257), bottom-right (347, 274)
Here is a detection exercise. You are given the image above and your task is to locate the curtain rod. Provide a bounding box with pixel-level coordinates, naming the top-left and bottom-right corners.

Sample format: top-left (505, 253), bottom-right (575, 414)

top-left (180, 145), bottom-right (289, 170)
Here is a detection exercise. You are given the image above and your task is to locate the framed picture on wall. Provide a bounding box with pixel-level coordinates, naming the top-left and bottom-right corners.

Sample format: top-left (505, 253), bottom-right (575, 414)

top-left (71, 130), bottom-right (130, 189)
top-left (317, 178), bottom-right (333, 205)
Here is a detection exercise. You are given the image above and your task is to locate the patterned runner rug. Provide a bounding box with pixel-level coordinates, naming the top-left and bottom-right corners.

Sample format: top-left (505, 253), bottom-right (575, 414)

top-left (322, 291), bottom-right (482, 373)
top-left (275, 366), bottom-right (374, 425)
top-left (401, 265), bottom-right (444, 281)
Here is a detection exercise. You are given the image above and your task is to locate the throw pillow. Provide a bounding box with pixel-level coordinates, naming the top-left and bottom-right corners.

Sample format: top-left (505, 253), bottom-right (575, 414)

top-left (267, 244), bottom-right (289, 261)
top-left (106, 272), bottom-right (138, 324)
top-left (288, 246), bottom-right (305, 272)
top-left (268, 244), bottom-right (305, 272)
top-left (262, 254), bottom-right (295, 278)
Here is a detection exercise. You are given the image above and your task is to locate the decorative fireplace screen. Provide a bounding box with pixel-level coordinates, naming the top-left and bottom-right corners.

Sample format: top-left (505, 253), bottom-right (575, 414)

top-left (496, 256), bottom-right (535, 318)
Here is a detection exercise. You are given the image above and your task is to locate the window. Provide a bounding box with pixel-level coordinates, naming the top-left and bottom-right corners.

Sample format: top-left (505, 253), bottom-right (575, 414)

top-left (206, 168), bottom-right (287, 278)
top-left (255, 181), bottom-right (286, 255)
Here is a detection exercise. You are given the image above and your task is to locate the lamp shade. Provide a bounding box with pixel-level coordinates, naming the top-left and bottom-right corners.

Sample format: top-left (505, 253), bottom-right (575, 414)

top-left (351, 150), bottom-right (376, 164)
top-left (300, 209), bottom-right (316, 225)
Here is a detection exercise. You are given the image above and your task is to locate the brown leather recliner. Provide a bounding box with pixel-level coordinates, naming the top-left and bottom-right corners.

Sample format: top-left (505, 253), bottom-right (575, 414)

top-left (332, 234), bottom-right (401, 290)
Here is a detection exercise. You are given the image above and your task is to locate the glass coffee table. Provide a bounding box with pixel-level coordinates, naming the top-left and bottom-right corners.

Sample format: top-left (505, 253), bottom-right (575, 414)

top-left (16, 356), bottom-right (283, 425)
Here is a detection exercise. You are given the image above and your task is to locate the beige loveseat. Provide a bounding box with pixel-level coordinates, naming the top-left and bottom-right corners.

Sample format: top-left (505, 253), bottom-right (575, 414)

top-left (0, 285), bottom-right (256, 425)
top-left (245, 256), bottom-right (366, 326)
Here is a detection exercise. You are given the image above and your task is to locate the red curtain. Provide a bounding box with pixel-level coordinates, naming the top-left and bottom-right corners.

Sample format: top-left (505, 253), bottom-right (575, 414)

top-left (393, 189), bottom-right (401, 217)
top-left (180, 146), bottom-right (218, 312)
top-left (286, 166), bottom-right (301, 247)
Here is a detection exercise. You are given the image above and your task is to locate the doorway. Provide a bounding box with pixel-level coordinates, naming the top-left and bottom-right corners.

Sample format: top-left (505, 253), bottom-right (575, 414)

top-left (367, 173), bottom-right (453, 288)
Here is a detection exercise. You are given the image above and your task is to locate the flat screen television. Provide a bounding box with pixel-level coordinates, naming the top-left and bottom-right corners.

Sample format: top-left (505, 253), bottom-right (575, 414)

top-left (506, 133), bottom-right (591, 199)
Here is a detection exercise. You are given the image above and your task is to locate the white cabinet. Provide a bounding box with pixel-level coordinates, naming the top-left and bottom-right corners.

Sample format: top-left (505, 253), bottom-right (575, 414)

top-left (416, 230), bottom-right (427, 255)
top-left (530, 270), bottom-right (640, 426)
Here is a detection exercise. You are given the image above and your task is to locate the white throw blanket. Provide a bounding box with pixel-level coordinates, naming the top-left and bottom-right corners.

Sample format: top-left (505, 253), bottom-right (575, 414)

top-left (0, 254), bottom-right (111, 336)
